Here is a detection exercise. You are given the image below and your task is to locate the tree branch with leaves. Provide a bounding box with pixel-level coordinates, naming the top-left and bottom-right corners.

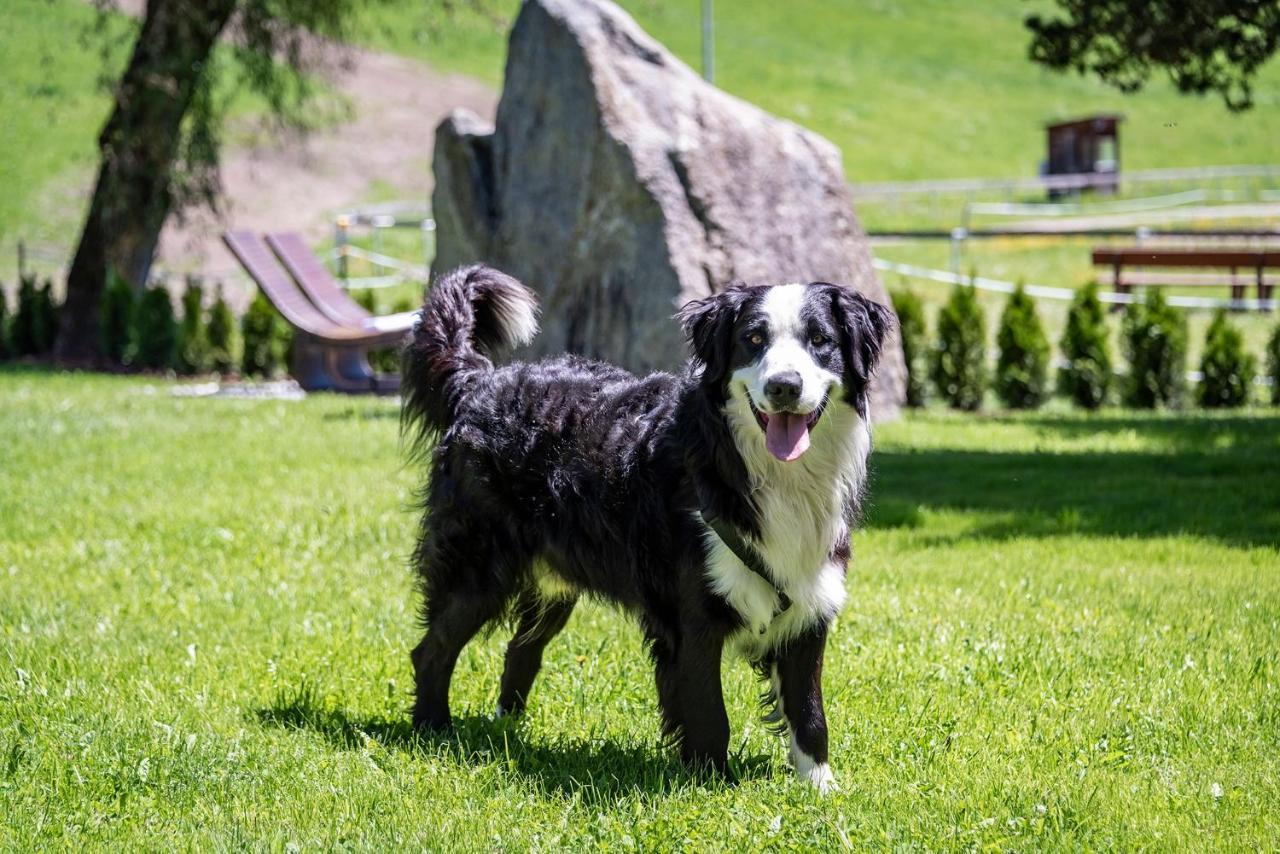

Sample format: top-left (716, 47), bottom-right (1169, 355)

top-left (1025, 0), bottom-right (1280, 112)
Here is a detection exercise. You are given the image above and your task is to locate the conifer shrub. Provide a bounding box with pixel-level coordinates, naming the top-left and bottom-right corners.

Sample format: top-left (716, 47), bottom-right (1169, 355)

top-left (1058, 282), bottom-right (1112, 410)
top-left (1268, 323), bottom-right (1280, 407)
top-left (12, 275), bottom-right (58, 356)
top-left (99, 271), bottom-right (135, 363)
top-left (206, 286), bottom-right (239, 374)
top-left (1198, 310), bottom-right (1255, 408)
top-left (131, 286), bottom-right (178, 370)
top-left (36, 280), bottom-right (59, 353)
top-left (176, 278), bottom-right (212, 374)
top-left (1122, 288), bottom-right (1187, 408)
top-left (241, 292), bottom-right (290, 377)
top-left (890, 288), bottom-right (928, 407)
top-left (930, 282), bottom-right (986, 411)
top-left (994, 283), bottom-right (1050, 409)
top-left (0, 285), bottom-right (9, 360)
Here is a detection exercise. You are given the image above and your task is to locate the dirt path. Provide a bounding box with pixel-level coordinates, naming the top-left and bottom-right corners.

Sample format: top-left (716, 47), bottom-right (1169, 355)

top-left (102, 0), bottom-right (497, 291)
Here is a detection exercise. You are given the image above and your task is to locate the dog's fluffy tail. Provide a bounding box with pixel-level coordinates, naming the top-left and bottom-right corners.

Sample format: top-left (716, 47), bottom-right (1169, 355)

top-left (401, 264), bottom-right (539, 450)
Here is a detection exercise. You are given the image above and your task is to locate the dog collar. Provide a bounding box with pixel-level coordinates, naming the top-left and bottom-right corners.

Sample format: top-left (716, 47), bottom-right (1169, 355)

top-left (700, 508), bottom-right (792, 623)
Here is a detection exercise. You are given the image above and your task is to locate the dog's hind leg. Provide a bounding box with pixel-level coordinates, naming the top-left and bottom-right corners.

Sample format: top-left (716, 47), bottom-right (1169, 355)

top-left (673, 634), bottom-right (731, 778)
top-left (411, 592), bottom-right (504, 732)
top-left (496, 592), bottom-right (577, 717)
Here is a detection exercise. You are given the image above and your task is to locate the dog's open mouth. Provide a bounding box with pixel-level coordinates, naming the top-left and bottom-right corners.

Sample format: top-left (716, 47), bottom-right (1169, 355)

top-left (748, 395), bottom-right (826, 462)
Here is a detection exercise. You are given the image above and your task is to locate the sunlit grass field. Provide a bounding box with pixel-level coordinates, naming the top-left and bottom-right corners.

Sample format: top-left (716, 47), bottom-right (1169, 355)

top-left (2, 369), bottom-right (1277, 848)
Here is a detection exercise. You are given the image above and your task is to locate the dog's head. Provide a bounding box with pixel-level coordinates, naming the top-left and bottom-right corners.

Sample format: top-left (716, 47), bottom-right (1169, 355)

top-left (679, 282), bottom-right (894, 462)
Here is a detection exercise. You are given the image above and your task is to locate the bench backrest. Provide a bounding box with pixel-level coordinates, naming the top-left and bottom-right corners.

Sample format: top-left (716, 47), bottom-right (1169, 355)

top-left (223, 231), bottom-right (348, 337)
top-left (1093, 247), bottom-right (1280, 268)
top-left (266, 232), bottom-right (372, 326)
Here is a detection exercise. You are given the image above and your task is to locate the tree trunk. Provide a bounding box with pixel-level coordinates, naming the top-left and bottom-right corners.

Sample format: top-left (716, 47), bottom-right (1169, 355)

top-left (57, 0), bottom-right (235, 361)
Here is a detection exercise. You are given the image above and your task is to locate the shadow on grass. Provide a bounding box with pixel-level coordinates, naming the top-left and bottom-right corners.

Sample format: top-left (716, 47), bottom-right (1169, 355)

top-left (867, 413), bottom-right (1280, 548)
top-left (255, 685), bottom-right (772, 800)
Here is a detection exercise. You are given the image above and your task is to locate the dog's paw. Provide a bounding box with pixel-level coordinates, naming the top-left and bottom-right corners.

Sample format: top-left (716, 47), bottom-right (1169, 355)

top-left (800, 762), bottom-right (839, 795)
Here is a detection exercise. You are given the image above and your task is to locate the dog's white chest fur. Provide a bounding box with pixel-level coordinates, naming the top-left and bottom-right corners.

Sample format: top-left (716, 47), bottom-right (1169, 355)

top-left (704, 392), bottom-right (870, 655)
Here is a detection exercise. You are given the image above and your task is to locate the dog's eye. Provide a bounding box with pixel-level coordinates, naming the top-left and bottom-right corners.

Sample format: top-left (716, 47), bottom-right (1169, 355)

top-left (810, 332), bottom-right (830, 346)
top-left (747, 332), bottom-right (764, 346)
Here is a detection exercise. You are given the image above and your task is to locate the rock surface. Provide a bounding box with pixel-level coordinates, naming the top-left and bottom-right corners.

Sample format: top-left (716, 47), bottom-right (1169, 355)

top-left (432, 0), bottom-right (905, 415)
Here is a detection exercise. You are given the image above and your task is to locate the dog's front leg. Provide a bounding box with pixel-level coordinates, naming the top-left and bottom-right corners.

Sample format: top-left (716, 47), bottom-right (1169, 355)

top-left (673, 628), bottom-right (732, 779)
top-left (776, 626), bottom-right (836, 792)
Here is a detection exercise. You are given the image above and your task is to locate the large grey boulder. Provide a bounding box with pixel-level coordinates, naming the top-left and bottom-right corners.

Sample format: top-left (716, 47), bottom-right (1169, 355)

top-left (432, 0), bottom-right (905, 415)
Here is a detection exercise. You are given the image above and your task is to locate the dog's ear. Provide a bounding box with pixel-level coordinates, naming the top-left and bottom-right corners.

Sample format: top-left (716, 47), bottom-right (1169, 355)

top-left (677, 283), bottom-right (752, 388)
top-left (830, 285), bottom-right (896, 394)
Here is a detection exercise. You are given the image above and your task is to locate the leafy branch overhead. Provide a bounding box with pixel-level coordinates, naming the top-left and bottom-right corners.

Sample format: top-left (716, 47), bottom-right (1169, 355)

top-left (1025, 0), bottom-right (1280, 111)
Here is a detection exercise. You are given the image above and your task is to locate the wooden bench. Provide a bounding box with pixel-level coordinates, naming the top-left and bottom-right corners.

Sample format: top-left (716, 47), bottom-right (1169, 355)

top-left (223, 231), bottom-right (408, 393)
top-left (1092, 246), bottom-right (1279, 311)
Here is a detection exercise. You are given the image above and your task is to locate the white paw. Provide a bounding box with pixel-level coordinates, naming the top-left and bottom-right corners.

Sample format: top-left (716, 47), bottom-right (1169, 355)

top-left (801, 762), bottom-right (839, 795)
top-left (790, 736), bottom-right (838, 794)
top-left (493, 703), bottom-right (508, 720)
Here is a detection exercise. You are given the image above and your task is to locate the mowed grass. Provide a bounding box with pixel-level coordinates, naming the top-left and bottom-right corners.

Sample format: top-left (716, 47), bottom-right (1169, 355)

top-left (2, 369), bottom-right (1278, 848)
top-left (356, 0), bottom-right (1280, 182)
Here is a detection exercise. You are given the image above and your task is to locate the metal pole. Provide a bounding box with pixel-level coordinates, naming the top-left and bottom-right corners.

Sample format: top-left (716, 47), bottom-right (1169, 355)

top-left (335, 215), bottom-right (350, 281)
top-left (701, 0), bottom-right (714, 83)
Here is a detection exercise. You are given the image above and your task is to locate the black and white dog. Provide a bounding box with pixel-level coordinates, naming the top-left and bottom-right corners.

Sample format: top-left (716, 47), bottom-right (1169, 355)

top-left (402, 265), bottom-right (893, 790)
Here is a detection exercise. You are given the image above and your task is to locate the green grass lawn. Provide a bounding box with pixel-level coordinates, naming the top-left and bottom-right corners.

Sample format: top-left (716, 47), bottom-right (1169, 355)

top-left (357, 0), bottom-right (1280, 183)
top-left (2, 370), bottom-right (1277, 848)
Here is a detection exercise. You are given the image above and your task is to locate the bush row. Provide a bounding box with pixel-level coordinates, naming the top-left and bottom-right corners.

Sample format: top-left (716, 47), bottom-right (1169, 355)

top-left (894, 281), bottom-right (1280, 410)
top-left (99, 274), bottom-right (275, 375)
top-left (0, 273), bottom-right (293, 379)
top-left (0, 275), bottom-right (60, 359)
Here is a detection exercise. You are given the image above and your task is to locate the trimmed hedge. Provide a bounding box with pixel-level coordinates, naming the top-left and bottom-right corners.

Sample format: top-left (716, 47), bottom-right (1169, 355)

top-left (131, 286), bottom-right (177, 370)
top-left (1122, 288), bottom-right (1186, 408)
top-left (177, 278), bottom-right (211, 375)
top-left (12, 275), bottom-right (59, 356)
top-left (994, 283), bottom-right (1049, 409)
top-left (1198, 310), bottom-right (1254, 408)
top-left (99, 271), bottom-right (135, 363)
top-left (1268, 323), bottom-right (1280, 407)
top-left (0, 285), bottom-right (9, 359)
top-left (207, 286), bottom-right (239, 374)
top-left (890, 288), bottom-right (928, 407)
top-left (930, 282), bottom-right (986, 411)
top-left (241, 292), bottom-right (291, 378)
top-left (1058, 282), bottom-right (1112, 410)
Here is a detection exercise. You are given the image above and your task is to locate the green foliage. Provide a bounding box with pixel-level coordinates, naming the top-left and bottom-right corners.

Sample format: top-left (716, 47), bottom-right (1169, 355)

top-left (11, 275), bottom-right (59, 356)
top-left (98, 271), bottom-right (135, 363)
top-left (206, 286), bottom-right (240, 374)
top-left (994, 284), bottom-right (1050, 409)
top-left (1122, 289), bottom-right (1187, 408)
top-left (241, 291), bottom-right (291, 378)
top-left (1026, 0), bottom-right (1279, 111)
top-left (1269, 323), bottom-right (1280, 407)
top-left (930, 283), bottom-right (986, 411)
top-left (1197, 311), bottom-right (1255, 408)
top-left (0, 285), bottom-right (9, 359)
top-left (366, 294), bottom-right (414, 375)
top-left (890, 288), bottom-right (928, 407)
top-left (130, 286), bottom-right (178, 370)
top-left (355, 288), bottom-right (377, 314)
top-left (176, 278), bottom-right (212, 375)
top-left (1057, 282), bottom-right (1112, 410)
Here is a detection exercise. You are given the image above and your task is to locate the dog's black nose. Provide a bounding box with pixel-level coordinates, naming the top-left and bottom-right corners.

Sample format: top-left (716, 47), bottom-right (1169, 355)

top-left (764, 371), bottom-right (802, 409)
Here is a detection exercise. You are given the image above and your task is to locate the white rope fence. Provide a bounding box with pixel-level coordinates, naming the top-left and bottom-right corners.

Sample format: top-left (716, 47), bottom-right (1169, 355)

top-left (873, 258), bottom-right (1279, 312)
top-left (965, 189), bottom-right (1208, 218)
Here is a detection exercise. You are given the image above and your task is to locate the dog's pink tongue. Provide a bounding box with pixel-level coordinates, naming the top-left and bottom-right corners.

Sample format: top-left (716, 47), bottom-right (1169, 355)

top-left (765, 412), bottom-right (811, 461)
